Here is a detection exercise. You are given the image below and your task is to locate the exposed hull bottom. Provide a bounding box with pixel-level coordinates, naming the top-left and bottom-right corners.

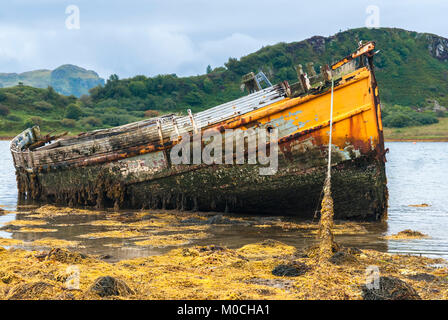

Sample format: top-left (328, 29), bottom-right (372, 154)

top-left (125, 155), bottom-right (387, 221)
top-left (17, 150), bottom-right (388, 221)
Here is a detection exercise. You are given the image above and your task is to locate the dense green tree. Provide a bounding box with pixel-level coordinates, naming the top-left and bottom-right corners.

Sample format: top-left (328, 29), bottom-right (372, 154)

top-left (108, 74), bottom-right (119, 82)
top-left (129, 81), bottom-right (147, 98)
top-left (65, 103), bottom-right (84, 120)
top-left (184, 91), bottom-right (203, 106)
top-left (161, 98), bottom-right (177, 110)
top-left (203, 78), bottom-right (213, 93)
top-left (44, 86), bottom-right (58, 100)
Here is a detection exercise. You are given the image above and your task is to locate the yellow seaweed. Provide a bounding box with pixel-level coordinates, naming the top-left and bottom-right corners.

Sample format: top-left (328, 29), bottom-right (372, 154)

top-left (0, 242), bottom-right (446, 300)
top-left (134, 232), bottom-right (209, 247)
top-left (4, 220), bottom-right (47, 227)
top-left (31, 238), bottom-right (80, 248)
top-left (385, 230), bottom-right (429, 240)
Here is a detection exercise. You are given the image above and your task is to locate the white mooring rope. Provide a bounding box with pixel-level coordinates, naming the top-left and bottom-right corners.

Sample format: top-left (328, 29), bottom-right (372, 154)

top-left (327, 79), bottom-right (335, 178)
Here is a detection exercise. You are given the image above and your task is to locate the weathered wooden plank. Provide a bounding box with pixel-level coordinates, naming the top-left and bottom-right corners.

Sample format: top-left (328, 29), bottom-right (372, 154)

top-left (26, 84), bottom-right (286, 167)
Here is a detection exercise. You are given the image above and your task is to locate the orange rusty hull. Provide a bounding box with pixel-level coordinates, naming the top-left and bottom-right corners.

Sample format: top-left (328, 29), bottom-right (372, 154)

top-left (223, 67), bottom-right (385, 160)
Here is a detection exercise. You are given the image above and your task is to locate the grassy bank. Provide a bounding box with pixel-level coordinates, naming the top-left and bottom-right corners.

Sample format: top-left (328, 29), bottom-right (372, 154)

top-left (384, 118), bottom-right (448, 141)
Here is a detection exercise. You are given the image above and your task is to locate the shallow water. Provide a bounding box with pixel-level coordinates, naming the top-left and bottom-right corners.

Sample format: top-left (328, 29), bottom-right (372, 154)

top-left (386, 142), bottom-right (448, 258)
top-left (0, 140), bottom-right (447, 261)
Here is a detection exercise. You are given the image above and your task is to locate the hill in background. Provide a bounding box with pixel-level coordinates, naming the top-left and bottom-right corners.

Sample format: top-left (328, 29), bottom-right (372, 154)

top-left (0, 27), bottom-right (447, 138)
top-left (0, 64), bottom-right (105, 97)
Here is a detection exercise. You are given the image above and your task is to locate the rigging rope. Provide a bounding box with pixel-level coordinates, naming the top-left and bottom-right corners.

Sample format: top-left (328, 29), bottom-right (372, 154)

top-left (327, 79), bottom-right (335, 179)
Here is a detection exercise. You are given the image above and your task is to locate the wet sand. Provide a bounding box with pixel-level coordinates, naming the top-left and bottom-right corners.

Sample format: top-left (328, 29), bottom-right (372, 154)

top-left (0, 205), bottom-right (389, 261)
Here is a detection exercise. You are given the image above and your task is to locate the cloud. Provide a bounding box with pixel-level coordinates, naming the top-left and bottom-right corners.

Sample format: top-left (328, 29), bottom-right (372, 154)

top-left (0, 0), bottom-right (447, 79)
top-left (0, 26), bottom-right (41, 71)
top-left (0, 22), bottom-right (264, 79)
top-left (200, 33), bottom-right (263, 66)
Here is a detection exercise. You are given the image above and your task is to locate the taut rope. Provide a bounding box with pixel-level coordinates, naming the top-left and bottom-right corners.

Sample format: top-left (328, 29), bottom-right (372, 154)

top-left (327, 79), bottom-right (334, 178)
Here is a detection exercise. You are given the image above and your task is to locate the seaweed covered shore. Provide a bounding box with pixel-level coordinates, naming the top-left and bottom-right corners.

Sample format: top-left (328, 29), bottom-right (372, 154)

top-left (0, 205), bottom-right (447, 300)
top-left (0, 241), bottom-right (447, 300)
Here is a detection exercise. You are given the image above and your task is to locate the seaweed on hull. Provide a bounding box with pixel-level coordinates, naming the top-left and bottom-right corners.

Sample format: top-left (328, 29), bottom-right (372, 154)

top-left (10, 42), bottom-right (388, 221)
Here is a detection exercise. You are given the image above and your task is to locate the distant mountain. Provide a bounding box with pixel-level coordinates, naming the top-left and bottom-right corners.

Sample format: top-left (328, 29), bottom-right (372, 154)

top-left (0, 64), bottom-right (105, 97)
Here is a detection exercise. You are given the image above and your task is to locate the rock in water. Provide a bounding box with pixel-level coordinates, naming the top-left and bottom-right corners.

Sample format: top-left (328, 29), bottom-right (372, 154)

top-left (362, 276), bottom-right (421, 300)
top-left (206, 215), bottom-right (233, 225)
top-left (88, 276), bottom-right (134, 297)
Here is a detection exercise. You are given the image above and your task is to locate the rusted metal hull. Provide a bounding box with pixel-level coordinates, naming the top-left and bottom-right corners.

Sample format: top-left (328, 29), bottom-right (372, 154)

top-left (11, 45), bottom-right (388, 220)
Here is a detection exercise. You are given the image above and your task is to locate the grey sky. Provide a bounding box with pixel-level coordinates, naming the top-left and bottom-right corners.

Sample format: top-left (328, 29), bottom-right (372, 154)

top-left (0, 0), bottom-right (447, 79)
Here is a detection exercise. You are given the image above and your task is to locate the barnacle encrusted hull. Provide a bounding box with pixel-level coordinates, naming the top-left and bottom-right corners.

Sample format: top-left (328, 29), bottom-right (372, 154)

top-left (18, 147), bottom-right (386, 220)
top-left (11, 43), bottom-right (388, 220)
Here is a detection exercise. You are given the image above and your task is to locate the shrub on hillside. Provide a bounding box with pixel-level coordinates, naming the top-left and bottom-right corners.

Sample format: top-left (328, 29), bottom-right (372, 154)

top-left (24, 116), bottom-right (43, 128)
top-left (184, 91), bottom-right (203, 106)
top-left (61, 118), bottom-right (76, 128)
top-left (411, 112), bottom-right (439, 125)
top-left (129, 81), bottom-right (147, 98)
top-left (33, 101), bottom-right (53, 112)
top-left (6, 114), bottom-right (21, 122)
top-left (0, 91), bottom-right (6, 102)
top-left (0, 120), bottom-right (23, 132)
top-left (65, 103), bottom-right (84, 120)
top-left (436, 110), bottom-right (447, 118)
top-left (102, 114), bottom-right (134, 127)
top-left (144, 110), bottom-right (160, 118)
top-left (383, 112), bottom-right (414, 128)
top-left (4, 93), bottom-right (18, 105)
top-left (82, 116), bottom-right (102, 127)
top-left (161, 98), bottom-right (177, 111)
top-left (382, 105), bottom-right (439, 128)
top-left (79, 94), bottom-right (94, 108)
top-left (0, 104), bottom-right (10, 116)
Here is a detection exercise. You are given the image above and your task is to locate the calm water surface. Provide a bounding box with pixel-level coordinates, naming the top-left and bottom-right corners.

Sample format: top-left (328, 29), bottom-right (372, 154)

top-left (0, 140), bottom-right (447, 260)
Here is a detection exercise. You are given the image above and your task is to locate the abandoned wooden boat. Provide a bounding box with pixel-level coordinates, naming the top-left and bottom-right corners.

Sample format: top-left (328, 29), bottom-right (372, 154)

top-left (10, 42), bottom-right (388, 220)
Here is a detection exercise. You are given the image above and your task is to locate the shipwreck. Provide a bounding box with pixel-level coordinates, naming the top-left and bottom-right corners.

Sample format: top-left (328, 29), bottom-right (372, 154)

top-left (10, 42), bottom-right (388, 220)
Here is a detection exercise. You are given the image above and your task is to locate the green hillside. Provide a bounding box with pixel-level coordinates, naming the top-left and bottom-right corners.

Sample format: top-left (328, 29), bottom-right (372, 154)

top-left (0, 27), bottom-right (447, 138)
top-left (0, 64), bottom-right (105, 97)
